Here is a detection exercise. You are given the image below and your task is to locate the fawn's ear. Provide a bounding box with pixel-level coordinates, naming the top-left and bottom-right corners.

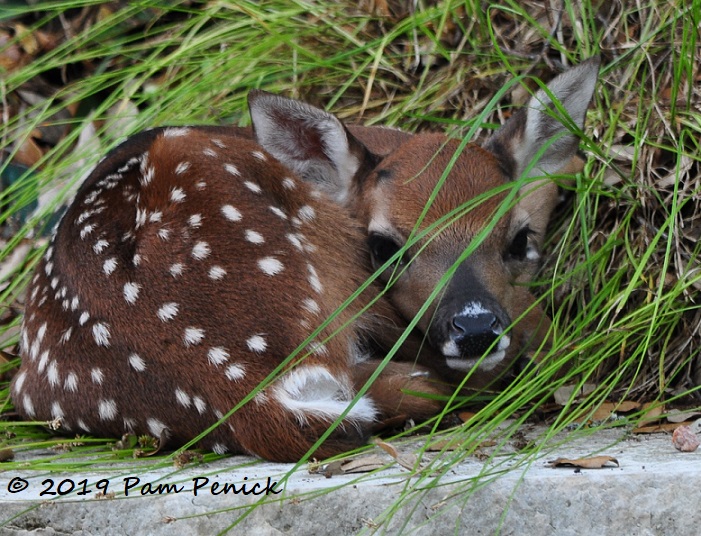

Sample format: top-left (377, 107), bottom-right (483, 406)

top-left (484, 56), bottom-right (599, 180)
top-left (484, 57), bottom-right (600, 246)
top-left (248, 90), bottom-right (376, 205)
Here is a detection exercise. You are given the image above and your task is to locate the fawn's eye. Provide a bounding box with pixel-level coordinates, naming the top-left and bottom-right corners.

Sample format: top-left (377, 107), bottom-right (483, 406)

top-left (368, 233), bottom-right (403, 268)
top-left (506, 226), bottom-right (534, 260)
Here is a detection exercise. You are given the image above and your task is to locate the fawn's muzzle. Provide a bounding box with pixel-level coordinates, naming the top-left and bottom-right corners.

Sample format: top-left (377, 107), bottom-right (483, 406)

top-left (450, 305), bottom-right (504, 357)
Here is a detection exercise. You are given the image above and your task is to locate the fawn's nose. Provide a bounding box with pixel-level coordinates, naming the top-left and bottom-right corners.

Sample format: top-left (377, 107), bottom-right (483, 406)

top-left (450, 311), bottom-right (502, 357)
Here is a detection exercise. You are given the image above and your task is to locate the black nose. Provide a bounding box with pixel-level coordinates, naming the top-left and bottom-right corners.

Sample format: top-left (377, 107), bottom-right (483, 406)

top-left (451, 311), bottom-right (502, 357)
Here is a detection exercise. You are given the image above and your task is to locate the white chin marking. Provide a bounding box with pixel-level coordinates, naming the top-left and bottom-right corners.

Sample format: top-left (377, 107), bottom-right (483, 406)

top-left (446, 350), bottom-right (506, 372)
top-left (442, 335), bottom-right (511, 372)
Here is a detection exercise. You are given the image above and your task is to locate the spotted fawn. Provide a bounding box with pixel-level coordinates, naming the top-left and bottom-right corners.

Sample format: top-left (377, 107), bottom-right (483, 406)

top-left (12, 58), bottom-right (599, 461)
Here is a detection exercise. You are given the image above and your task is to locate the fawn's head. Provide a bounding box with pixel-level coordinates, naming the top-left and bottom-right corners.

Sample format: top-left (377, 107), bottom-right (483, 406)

top-left (249, 58), bottom-right (599, 383)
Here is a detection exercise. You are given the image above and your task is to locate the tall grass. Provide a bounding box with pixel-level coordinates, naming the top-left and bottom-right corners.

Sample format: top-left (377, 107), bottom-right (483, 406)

top-left (1, 0), bottom-right (700, 532)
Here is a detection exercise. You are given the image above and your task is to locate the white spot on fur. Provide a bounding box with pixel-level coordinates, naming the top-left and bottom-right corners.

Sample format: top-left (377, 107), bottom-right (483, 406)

top-left (225, 364), bottom-right (246, 381)
top-left (169, 263), bottom-right (184, 277)
top-left (193, 396), bottom-right (207, 414)
top-left (208, 347), bottom-right (229, 366)
top-left (64, 372), bottom-right (78, 392)
top-left (302, 298), bottom-right (321, 315)
top-left (245, 230), bottom-right (264, 244)
top-left (224, 163), bottom-right (240, 176)
top-left (37, 322), bottom-right (47, 343)
top-left (175, 161), bottom-right (191, 175)
top-left (183, 327), bottom-right (205, 346)
top-left (258, 257), bottom-right (283, 276)
top-left (188, 214), bottom-right (202, 228)
top-left (140, 165), bottom-right (155, 187)
top-left (164, 127), bottom-right (191, 138)
top-left (221, 204), bottom-right (242, 222)
top-left (93, 239), bottom-right (109, 254)
top-left (98, 399), bottom-right (117, 420)
top-left (38, 350), bottom-right (50, 373)
top-left (157, 302), bottom-right (179, 322)
top-left (13, 371), bottom-right (26, 394)
top-left (282, 177), bottom-right (296, 189)
top-left (91, 368), bottom-right (104, 384)
top-left (80, 224), bottom-right (95, 239)
top-left (128, 353), bottom-right (146, 371)
top-left (22, 394), bottom-right (36, 417)
top-left (307, 264), bottom-right (323, 293)
top-left (103, 257), bottom-right (118, 275)
top-left (92, 322), bottom-right (111, 347)
top-left (60, 327), bottom-right (73, 344)
top-left (251, 151), bottom-right (266, 161)
top-left (203, 148), bottom-right (218, 158)
top-left (246, 335), bottom-right (267, 353)
top-left (147, 418), bottom-right (168, 438)
top-left (286, 233), bottom-right (303, 251)
top-left (47, 361), bottom-right (59, 387)
top-left (79, 312), bottom-right (90, 326)
top-left (123, 282), bottom-right (141, 304)
top-left (298, 205), bottom-right (316, 222)
top-left (244, 181), bottom-right (262, 194)
top-left (170, 187), bottom-right (186, 203)
top-left (268, 206), bottom-right (287, 219)
top-left (158, 228), bottom-right (171, 241)
top-left (51, 401), bottom-right (64, 419)
top-left (208, 266), bottom-right (226, 280)
top-left (212, 443), bottom-right (229, 455)
top-left (175, 388), bottom-right (191, 407)
top-left (192, 241), bottom-right (211, 260)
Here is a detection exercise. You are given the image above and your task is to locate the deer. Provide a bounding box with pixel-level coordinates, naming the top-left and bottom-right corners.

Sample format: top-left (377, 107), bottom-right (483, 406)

top-left (11, 58), bottom-right (599, 462)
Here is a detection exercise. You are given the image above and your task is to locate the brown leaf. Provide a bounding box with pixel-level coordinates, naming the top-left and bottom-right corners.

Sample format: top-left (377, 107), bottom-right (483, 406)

top-left (547, 456), bottom-right (619, 469)
top-left (373, 438), bottom-right (419, 470)
top-left (578, 400), bottom-right (641, 422)
top-left (339, 455), bottom-right (387, 474)
top-left (636, 403), bottom-right (665, 427)
top-left (632, 422), bottom-right (683, 434)
top-left (457, 411), bottom-right (477, 423)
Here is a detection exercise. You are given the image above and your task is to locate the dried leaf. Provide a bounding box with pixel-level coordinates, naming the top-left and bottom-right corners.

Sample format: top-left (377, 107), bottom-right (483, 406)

top-left (578, 400), bottom-right (641, 422)
top-left (636, 403), bottom-right (665, 427)
top-left (373, 438), bottom-right (419, 470)
top-left (548, 456), bottom-right (619, 469)
top-left (457, 411), bottom-right (477, 423)
top-left (339, 455), bottom-right (386, 474)
top-left (373, 438), bottom-right (399, 458)
top-left (666, 410), bottom-right (701, 423)
top-left (632, 422), bottom-right (683, 434)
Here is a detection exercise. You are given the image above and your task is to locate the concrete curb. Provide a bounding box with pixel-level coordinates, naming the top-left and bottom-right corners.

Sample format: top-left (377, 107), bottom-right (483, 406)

top-left (1, 427), bottom-right (699, 535)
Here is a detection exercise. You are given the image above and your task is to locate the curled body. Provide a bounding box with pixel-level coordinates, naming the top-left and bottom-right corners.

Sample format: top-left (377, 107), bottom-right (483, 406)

top-left (12, 58), bottom-right (599, 461)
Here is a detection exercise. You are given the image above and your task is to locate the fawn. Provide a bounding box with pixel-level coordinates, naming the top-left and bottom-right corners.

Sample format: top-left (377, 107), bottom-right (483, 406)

top-left (12, 58), bottom-right (599, 461)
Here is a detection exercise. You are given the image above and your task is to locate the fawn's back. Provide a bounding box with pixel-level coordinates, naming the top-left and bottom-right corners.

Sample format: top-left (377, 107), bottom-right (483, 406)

top-left (12, 58), bottom-right (599, 461)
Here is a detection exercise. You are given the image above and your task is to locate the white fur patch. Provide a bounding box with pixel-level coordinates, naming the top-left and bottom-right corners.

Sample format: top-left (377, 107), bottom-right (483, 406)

top-left (274, 366), bottom-right (376, 425)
